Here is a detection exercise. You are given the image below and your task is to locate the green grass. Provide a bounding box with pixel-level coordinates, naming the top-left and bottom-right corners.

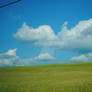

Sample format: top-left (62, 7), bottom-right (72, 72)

top-left (0, 63), bottom-right (92, 92)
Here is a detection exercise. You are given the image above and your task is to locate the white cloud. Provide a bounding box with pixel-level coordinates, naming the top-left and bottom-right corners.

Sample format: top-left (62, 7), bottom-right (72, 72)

top-left (70, 52), bottom-right (92, 62)
top-left (58, 18), bottom-right (92, 50)
top-left (88, 52), bottom-right (92, 57)
top-left (5, 48), bottom-right (17, 56)
top-left (30, 53), bottom-right (55, 61)
top-left (0, 49), bottom-right (55, 66)
top-left (70, 55), bottom-right (88, 62)
top-left (14, 23), bottom-right (58, 42)
top-left (14, 18), bottom-right (92, 51)
top-left (0, 49), bottom-right (19, 66)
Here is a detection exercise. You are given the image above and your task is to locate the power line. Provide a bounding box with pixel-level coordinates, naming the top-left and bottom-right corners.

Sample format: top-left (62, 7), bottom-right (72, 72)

top-left (0, 0), bottom-right (21, 8)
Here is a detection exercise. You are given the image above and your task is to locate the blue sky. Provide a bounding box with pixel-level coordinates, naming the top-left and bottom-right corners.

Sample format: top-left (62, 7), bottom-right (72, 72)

top-left (0, 0), bottom-right (92, 66)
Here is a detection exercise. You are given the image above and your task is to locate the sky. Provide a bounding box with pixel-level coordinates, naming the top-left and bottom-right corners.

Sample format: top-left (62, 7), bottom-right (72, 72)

top-left (0, 0), bottom-right (92, 67)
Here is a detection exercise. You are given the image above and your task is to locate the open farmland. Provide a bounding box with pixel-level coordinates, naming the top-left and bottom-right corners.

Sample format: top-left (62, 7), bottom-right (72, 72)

top-left (0, 63), bottom-right (92, 92)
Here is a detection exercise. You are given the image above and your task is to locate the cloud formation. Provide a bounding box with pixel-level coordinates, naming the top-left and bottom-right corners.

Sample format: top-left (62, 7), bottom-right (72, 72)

top-left (30, 53), bottom-right (55, 61)
top-left (0, 49), bottom-right (19, 66)
top-left (14, 23), bottom-right (58, 42)
top-left (4, 48), bottom-right (17, 56)
top-left (14, 18), bottom-right (92, 51)
top-left (0, 49), bottom-right (55, 66)
top-left (70, 52), bottom-right (92, 62)
top-left (58, 18), bottom-right (92, 50)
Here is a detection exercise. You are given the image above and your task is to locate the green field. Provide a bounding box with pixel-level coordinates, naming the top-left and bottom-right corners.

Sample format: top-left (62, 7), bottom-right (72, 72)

top-left (0, 63), bottom-right (92, 92)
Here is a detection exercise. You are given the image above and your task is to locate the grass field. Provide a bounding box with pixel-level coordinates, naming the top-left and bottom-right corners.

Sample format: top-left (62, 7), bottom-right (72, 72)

top-left (0, 63), bottom-right (92, 92)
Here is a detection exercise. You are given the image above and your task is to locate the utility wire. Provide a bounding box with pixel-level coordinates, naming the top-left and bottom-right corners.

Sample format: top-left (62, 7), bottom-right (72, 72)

top-left (0, 0), bottom-right (21, 8)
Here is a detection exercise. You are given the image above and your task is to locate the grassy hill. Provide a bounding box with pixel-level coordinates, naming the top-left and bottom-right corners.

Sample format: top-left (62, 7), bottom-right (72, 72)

top-left (0, 63), bottom-right (92, 92)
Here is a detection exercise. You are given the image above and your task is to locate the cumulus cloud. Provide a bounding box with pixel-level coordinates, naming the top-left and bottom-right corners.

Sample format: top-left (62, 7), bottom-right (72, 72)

top-left (14, 18), bottom-right (92, 51)
top-left (0, 49), bottom-right (19, 66)
top-left (30, 53), bottom-right (55, 61)
top-left (14, 23), bottom-right (58, 42)
top-left (70, 52), bottom-right (92, 62)
top-left (58, 18), bottom-right (92, 50)
top-left (3, 48), bottom-right (17, 57)
top-left (0, 49), bottom-right (55, 66)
